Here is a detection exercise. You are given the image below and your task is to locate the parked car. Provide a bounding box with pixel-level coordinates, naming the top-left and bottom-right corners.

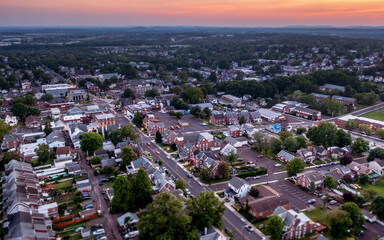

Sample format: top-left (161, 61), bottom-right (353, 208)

top-left (201, 123), bottom-right (207, 126)
top-left (329, 200), bottom-right (337, 205)
top-left (257, 155), bottom-right (263, 158)
top-left (170, 126), bottom-right (175, 130)
top-left (146, 142), bottom-right (151, 146)
top-left (84, 204), bottom-right (94, 209)
top-left (274, 163), bottom-right (282, 167)
top-left (124, 230), bottom-right (139, 239)
top-left (92, 229), bottom-right (105, 236)
top-left (166, 155), bottom-right (171, 159)
top-left (307, 199), bottom-right (316, 204)
top-left (176, 125), bottom-right (180, 129)
top-left (186, 189), bottom-right (191, 195)
top-left (245, 225), bottom-right (254, 232)
top-left (91, 225), bottom-right (103, 231)
top-left (156, 150), bottom-right (161, 155)
top-left (350, 184), bottom-right (358, 190)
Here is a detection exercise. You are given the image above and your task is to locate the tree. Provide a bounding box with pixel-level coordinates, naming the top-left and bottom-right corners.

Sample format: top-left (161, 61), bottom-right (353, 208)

top-left (286, 157), bottom-right (305, 177)
top-left (155, 131), bottom-right (162, 144)
top-left (11, 102), bottom-right (28, 120)
top-left (132, 112), bottom-right (144, 127)
top-left (218, 162), bottom-right (230, 179)
top-left (341, 202), bottom-right (364, 228)
top-left (208, 72), bottom-right (217, 82)
top-left (203, 107), bottom-right (212, 119)
top-left (358, 173), bottom-right (369, 185)
top-left (269, 137), bottom-right (283, 154)
top-left (0, 120), bottom-right (11, 140)
top-left (376, 129), bottom-right (384, 139)
top-left (122, 88), bottom-right (135, 99)
top-left (35, 144), bottom-right (55, 165)
top-left (336, 129), bottom-right (352, 147)
top-left (90, 156), bottom-right (102, 165)
top-left (266, 215), bottom-right (284, 240)
top-left (344, 119), bottom-right (357, 130)
top-left (343, 191), bottom-right (355, 202)
top-left (186, 191), bottom-right (225, 231)
top-left (340, 155), bottom-right (353, 165)
top-left (361, 188), bottom-right (378, 202)
top-left (296, 127), bottom-right (306, 135)
top-left (253, 131), bottom-right (268, 152)
top-left (324, 175), bottom-right (337, 189)
top-left (175, 178), bottom-right (186, 191)
top-left (309, 181), bottom-right (316, 193)
top-left (138, 193), bottom-right (198, 240)
top-left (44, 121), bottom-right (53, 136)
top-left (278, 131), bottom-right (293, 141)
top-left (328, 209), bottom-right (352, 238)
top-left (181, 87), bottom-right (204, 104)
top-left (200, 167), bottom-right (213, 183)
top-left (370, 196), bottom-right (384, 221)
top-left (133, 168), bottom-right (153, 208)
top-left (190, 106), bottom-right (201, 117)
top-left (121, 146), bottom-right (138, 168)
top-left (41, 94), bottom-right (53, 102)
top-left (249, 186), bottom-right (259, 197)
top-left (358, 124), bottom-right (373, 135)
top-left (306, 122), bottom-right (338, 148)
top-left (80, 132), bottom-right (103, 155)
top-left (368, 147), bottom-right (384, 162)
top-left (111, 176), bottom-right (133, 213)
top-left (295, 136), bottom-right (307, 149)
top-left (145, 89), bottom-right (160, 98)
top-left (170, 143), bottom-right (177, 151)
top-left (283, 136), bottom-right (297, 152)
top-left (121, 124), bottom-right (138, 140)
top-left (177, 70), bottom-right (188, 81)
top-left (0, 151), bottom-right (20, 171)
top-left (224, 152), bottom-right (239, 163)
top-left (351, 137), bottom-right (369, 154)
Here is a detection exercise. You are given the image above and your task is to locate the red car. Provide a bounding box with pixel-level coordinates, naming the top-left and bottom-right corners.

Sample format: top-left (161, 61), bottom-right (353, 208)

top-left (170, 126), bottom-right (175, 130)
top-left (257, 155), bottom-right (263, 158)
top-left (176, 125), bottom-right (180, 129)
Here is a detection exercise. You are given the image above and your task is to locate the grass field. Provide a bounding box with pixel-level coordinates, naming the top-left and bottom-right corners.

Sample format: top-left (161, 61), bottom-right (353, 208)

top-left (360, 109), bottom-right (384, 121)
top-left (361, 179), bottom-right (384, 196)
top-left (303, 206), bottom-right (331, 226)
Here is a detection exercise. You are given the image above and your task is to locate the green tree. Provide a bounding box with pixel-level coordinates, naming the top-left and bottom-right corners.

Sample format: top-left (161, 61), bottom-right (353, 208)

top-left (218, 162), bottom-right (230, 179)
top-left (324, 175), bottom-right (337, 189)
top-left (177, 70), bottom-right (189, 81)
top-left (133, 168), bottom-right (153, 207)
top-left (283, 136), bottom-right (298, 152)
top-left (190, 106), bottom-right (201, 117)
top-left (296, 127), bottom-right (306, 135)
top-left (145, 89), bottom-right (160, 98)
top-left (367, 147), bottom-right (384, 162)
top-left (208, 72), bottom-right (217, 82)
top-left (200, 167), bottom-right (213, 183)
top-left (111, 176), bottom-right (133, 213)
top-left (121, 146), bottom-right (138, 168)
top-left (361, 189), bottom-right (378, 202)
top-left (376, 129), bottom-right (384, 139)
top-left (80, 132), bottom-right (103, 155)
top-left (351, 137), bottom-right (369, 154)
top-left (358, 124), bottom-right (373, 135)
top-left (224, 152), bottom-right (239, 163)
top-left (182, 87), bottom-right (204, 104)
top-left (90, 156), bottom-right (102, 165)
top-left (0, 151), bottom-right (20, 171)
top-left (11, 102), bottom-right (28, 120)
top-left (41, 94), bottom-right (53, 102)
top-left (269, 137), bottom-right (283, 154)
top-left (253, 131), bottom-right (268, 152)
top-left (278, 131), bottom-right (293, 141)
top-left (249, 186), bottom-right (259, 197)
top-left (344, 120), bottom-right (357, 130)
top-left (0, 120), bottom-right (11, 140)
top-left (155, 131), bottom-right (162, 144)
top-left (286, 157), bottom-right (305, 177)
top-left (122, 88), bottom-right (135, 99)
top-left (186, 191), bottom-right (225, 231)
top-left (336, 129), bottom-right (352, 147)
top-left (266, 215), bottom-right (284, 240)
top-left (44, 121), bottom-right (53, 136)
top-left (295, 136), bottom-right (307, 149)
top-left (341, 202), bottom-right (364, 228)
top-left (175, 178), bottom-right (186, 191)
top-left (370, 196), bottom-right (384, 221)
top-left (121, 124), bottom-right (138, 140)
top-left (307, 122), bottom-right (338, 148)
top-left (328, 209), bottom-right (352, 238)
top-left (239, 116), bottom-right (246, 125)
top-left (138, 192), bottom-right (198, 240)
top-left (35, 144), bottom-right (55, 165)
top-left (358, 173), bottom-right (369, 185)
top-left (132, 112), bottom-right (144, 127)
top-left (203, 107), bottom-right (212, 119)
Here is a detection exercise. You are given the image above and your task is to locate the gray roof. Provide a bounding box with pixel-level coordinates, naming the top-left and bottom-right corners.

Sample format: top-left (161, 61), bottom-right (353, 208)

top-left (277, 150), bottom-right (295, 161)
top-left (116, 212), bottom-right (139, 227)
top-left (46, 130), bottom-right (65, 144)
top-left (228, 177), bottom-right (247, 190)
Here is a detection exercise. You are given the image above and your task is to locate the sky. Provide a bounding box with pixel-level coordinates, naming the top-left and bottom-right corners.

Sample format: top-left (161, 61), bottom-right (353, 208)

top-left (1, 0), bottom-right (384, 27)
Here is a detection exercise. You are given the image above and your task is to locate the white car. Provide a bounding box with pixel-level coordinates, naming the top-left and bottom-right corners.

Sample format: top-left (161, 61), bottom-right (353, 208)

top-left (93, 229), bottom-right (105, 236)
top-left (245, 225), bottom-right (254, 232)
top-left (166, 155), bottom-right (171, 159)
top-left (125, 230), bottom-right (139, 239)
top-left (186, 189), bottom-right (191, 195)
top-left (75, 227), bottom-right (84, 232)
top-left (201, 123), bottom-right (208, 126)
top-left (274, 164), bottom-right (282, 167)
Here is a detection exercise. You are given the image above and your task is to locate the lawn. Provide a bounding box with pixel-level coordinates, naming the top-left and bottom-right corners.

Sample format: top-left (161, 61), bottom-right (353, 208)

top-left (361, 178), bottom-right (384, 196)
top-left (51, 179), bottom-right (74, 189)
top-left (303, 206), bottom-right (331, 226)
top-left (360, 109), bottom-right (384, 121)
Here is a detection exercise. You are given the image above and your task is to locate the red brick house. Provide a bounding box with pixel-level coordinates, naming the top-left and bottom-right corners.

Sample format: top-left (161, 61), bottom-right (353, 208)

top-left (294, 107), bottom-right (321, 120)
top-left (226, 112), bottom-right (238, 125)
top-left (25, 116), bottom-right (41, 128)
top-left (228, 125), bottom-right (241, 137)
top-left (336, 115), bottom-right (384, 131)
top-left (143, 114), bottom-right (160, 129)
top-left (210, 114), bottom-right (226, 126)
top-left (162, 130), bottom-right (178, 145)
top-left (248, 195), bottom-right (290, 219)
top-left (147, 121), bottom-right (166, 136)
top-left (332, 95), bottom-right (357, 106)
top-left (1, 134), bottom-right (21, 150)
top-left (296, 171), bottom-right (323, 190)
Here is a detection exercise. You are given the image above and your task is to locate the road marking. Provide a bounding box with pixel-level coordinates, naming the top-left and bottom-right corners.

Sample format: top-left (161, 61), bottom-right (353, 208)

top-left (222, 215), bottom-right (250, 240)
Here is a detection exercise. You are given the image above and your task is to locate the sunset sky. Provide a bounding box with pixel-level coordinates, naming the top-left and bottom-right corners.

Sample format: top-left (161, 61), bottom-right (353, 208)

top-left (1, 0), bottom-right (384, 27)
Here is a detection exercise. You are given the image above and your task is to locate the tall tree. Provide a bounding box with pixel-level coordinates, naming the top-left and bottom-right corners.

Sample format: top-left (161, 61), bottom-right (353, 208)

top-left (269, 137), bottom-right (283, 154)
top-left (266, 215), bottom-right (284, 240)
top-left (0, 120), bottom-right (11, 140)
top-left (370, 196), bottom-right (384, 221)
top-left (122, 88), bottom-right (135, 99)
top-left (121, 146), bottom-right (138, 168)
top-left (80, 132), bottom-right (103, 155)
top-left (181, 87), bottom-right (204, 104)
top-left (328, 209), bottom-right (352, 238)
top-left (341, 202), bottom-right (364, 228)
top-left (155, 131), bottom-right (162, 144)
top-left (307, 122), bottom-right (338, 148)
top-left (283, 136), bottom-right (298, 152)
top-left (138, 193), bottom-right (198, 240)
top-left (132, 112), bottom-right (144, 127)
top-left (44, 121), bottom-right (53, 136)
top-left (133, 168), bottom-right (153, 207)
top-left (324, 175), bottom-right (337, 189)
top-left (286, 157), bottom-right (305, 177)
top-left (336, 129), bottom-right (352, 147)
top-left (111, 176), bottom-right (133, 213)
top-left (218, 162), bottom-right (230, 179)
top-left (175, 178), bottom-right (186, 191)
top-left (35, 144), bottom-right (55, 165)
top-left (186, 191), bottom-right (225, 231)
top-left (351, 137), bottom-right (370, 154)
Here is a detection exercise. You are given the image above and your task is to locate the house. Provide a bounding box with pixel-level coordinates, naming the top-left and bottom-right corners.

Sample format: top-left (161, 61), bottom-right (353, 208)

top-left (226, 177), bottom-right (251, 198)
top-left (258, 108), bottom-right (286, 122)
top-left (331, 95), bottom-right (357, 106)
top-left (273, 206), bottom-right (316, 240)
top-left (162, 130), bottom-right (178, 145)
top-left (249, 111), bottom-right (262, 123)
top-left (296, 171), bottom-right (324, 190)
top-left (95, 113), bottom-right (116, 128)
top-left (200, 227), bottom-right (228, 240)
top-left (327, 146), bottom-right (343, 158)
top-left (367, 159), bottom-right (384, 176)
top-left (101, 159), bottom-right (117, 169)
top-left (321, 83), bottom-right (345, 92)
top-left (267, 123), bottom-right (282, 133)
top-left (147, 121), bottom-right (166, 136)
top-left (46, 130), bottom-right (66, 148)
top-left (0, 113), bottom-right (18, 126)
top-left (277, 150), bottom-right (295, 163)
top-left (311, 93), bottom-right (330, 103)
top-left (225, 136), bottom-right (247, 148)
top-left (116, 212), bottom-right (139, 230)
top-left (1, 134), bottom-right (20, 150)
top-left (25, 116), bottom-right (41, 128)
top-left (348, 161), bottom-right (371, 177)
top-left (294, 107), bottom-right (321, 120)
top-left (226, 111), bottom-right (238, 125)
top-left (220, 143), bottom-right (237, 156)
top-left (75, 177), bottom-right (92, 192)
top-left (330, 165), bottom-right (354, 179)
top-left (296, 148), bottom-right (315, 163)
top-left (190, 103), bottom-right (214, 111)
top-left (56, 146), bottom-right (72, 159)
top-left (314, 146), bottom-right (328, 160)
top-left (228, 125), bottom-right (241, 137)
top-left (210, 114), bottom-right (226, 126)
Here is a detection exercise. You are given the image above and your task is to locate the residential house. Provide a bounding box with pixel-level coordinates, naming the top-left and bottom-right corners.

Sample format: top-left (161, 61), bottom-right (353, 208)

top-left (296, 171), bottom-right (324, 190)
top-left (367, 159), bottom-right (384, 176)
top-left (294, 107), bottom-right (321, 120)
top-left (0, 113), bottom-right (18, 126)
top-left (277, 150), bottom-right (295, 163)
top-left (226, 177), bottom-right (251, 199)
top-left (46, 130), bottom-right (66, 148)
top-left (314, 146), bottom-right (328, 160)
top-left (220, 144), bottom-right (237, 156)
top-left (312, 93), bottom-right (330, 103)
top-left (25, 116), bottom-right (41, 128)
top-left (1, 134), bottom-right (20, 150)
top-left (225, 136), bottom-right (248, 148)
top-left (228, 125), bottom-right (241, 137)
top-left (249, 111), bottom-right (262, 123)
top-left (296, 148), bottom-right (315, 163)
top-left (210, 113), bottom-right (226, 126)
top-left (273, 206), bottom-right (316, 240)
top-left (56, 146), bottom-right (72, 159)
top-left (147, 121), bottom-right (166, 136)
top-left (116, 212), bottom-right (139, 231)
top-left (332, 96), bottom-right (357, 106)
top-left (95, 113), bottom-right (116, 128)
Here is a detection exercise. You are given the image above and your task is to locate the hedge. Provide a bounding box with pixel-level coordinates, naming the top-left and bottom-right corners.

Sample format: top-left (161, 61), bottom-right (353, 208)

top-left (237, 168), bottom-right (267, 178)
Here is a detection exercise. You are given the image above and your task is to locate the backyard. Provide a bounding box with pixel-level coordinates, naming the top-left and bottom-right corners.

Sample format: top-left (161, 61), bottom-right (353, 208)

top-left (360, 109), bottom-right (384, 121)
top-left (361, 178), bottom-right (384, 196)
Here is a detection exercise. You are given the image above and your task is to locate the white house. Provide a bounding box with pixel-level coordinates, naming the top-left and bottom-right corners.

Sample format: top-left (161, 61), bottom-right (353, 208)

top-left (227, 177), bottom-right (251, 198)
top-left (367, 160), bottom-right (384, 176)
top-left (220, 143), bottom-right (237, 156)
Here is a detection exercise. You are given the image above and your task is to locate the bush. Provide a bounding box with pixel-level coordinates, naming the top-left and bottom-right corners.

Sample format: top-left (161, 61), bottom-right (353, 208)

top-left (237, 168), bottom-right (267, 178)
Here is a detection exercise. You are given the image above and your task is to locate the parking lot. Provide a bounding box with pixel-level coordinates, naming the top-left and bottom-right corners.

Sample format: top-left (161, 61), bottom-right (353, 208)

top-left (152, 110), bottom-right (214, 133)
top-left (236, 147), bottom-right (284, 173)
